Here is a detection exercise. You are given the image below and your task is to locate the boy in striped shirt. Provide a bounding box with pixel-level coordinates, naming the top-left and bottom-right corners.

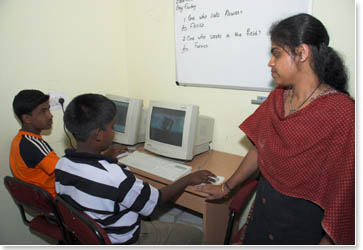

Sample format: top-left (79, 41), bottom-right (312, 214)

top-left (55, 93), bottom-right (215, 244)
top-left (10, 89), bottom-right (58, 197)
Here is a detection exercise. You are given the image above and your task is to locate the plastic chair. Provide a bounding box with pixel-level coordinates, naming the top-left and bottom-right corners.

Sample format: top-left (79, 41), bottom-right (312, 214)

top-left (224, 178), bottom-right (258, 244)
top-left (3, 176), bottom-right (70, 243)
top-left (54, 195), bottom-right (112, 245)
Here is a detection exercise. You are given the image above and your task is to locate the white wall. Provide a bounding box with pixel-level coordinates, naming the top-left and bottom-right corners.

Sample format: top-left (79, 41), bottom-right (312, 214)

top-left (0, 0), bottom-right (355, 244)
top-left (312, 0), bottom-right (355, 97)
top-left (0, 0), bottom-right (128, 244)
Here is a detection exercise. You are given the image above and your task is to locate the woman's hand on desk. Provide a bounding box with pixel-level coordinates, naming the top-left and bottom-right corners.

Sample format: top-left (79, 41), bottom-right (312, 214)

top-left (195, 184), bottom-right (229, 200)
top-left (159, 170), bottom-right (215, 204)
top-left (187, 170), bottom-right (216, 186)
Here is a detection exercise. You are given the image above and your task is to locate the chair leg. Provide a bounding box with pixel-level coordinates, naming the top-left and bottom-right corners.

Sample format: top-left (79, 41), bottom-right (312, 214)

top-left (224, 211), bottom-right (236, 245)
top-left (18, 205), bottom-right (31, 224)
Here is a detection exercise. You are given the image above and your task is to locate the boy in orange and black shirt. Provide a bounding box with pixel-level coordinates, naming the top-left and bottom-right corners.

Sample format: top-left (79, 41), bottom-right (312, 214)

top-left (9, 89), bottom-right (58, 197)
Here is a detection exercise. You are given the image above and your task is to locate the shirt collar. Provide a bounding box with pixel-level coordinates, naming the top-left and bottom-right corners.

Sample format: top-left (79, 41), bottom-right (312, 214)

top-left (64, 149), bottom-right (118, 164)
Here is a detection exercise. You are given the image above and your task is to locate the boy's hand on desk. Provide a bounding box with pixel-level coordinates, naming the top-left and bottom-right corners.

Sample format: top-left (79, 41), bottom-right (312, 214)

top-left (187, 170), bottom-right (215, 186)
top-left (101, 144), bottom-right (128, 158)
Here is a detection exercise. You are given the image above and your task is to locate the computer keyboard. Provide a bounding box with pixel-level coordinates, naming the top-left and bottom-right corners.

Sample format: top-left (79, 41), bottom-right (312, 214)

top-left (118, 151), bottom-right (192, 182)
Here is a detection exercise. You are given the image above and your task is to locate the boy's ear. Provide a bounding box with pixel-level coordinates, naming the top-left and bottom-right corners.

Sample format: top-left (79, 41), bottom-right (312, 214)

top-left (21, 114), bottom-right (32, 124)
top-left (94, 128), bottom-right (104, 142)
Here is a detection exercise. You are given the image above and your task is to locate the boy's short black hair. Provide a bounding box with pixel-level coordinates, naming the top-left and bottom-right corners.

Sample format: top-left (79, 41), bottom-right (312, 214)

top-left (13, 89), bottom-right (50, 122)
top-left (64, 93), bottom-right (116, 142)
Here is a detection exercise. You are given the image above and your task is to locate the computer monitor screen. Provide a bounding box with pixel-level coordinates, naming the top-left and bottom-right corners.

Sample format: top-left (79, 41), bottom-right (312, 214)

top-left (106, 94), bottom-right (146, 145)
top-left (113, 101), bottom-right (128, 133)
top-left (145, 100), bottom-right (214, 160)
top-left (150, 107), bottom-right (185, 146)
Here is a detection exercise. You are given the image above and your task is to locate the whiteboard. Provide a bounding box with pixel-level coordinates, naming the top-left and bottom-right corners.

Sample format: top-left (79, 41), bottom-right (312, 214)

top-left (174, 0), bottom-right (312, 91)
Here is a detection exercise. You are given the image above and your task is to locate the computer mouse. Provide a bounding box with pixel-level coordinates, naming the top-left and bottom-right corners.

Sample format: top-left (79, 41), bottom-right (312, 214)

top-left (210, 176), bottom-right (225, 185)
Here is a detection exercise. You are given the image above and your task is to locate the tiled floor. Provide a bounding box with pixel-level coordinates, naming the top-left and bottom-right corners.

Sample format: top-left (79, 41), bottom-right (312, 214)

top-left (151, 191), bottom-right (256, 234)
top-left (151, 203), bottom-right (203, 231)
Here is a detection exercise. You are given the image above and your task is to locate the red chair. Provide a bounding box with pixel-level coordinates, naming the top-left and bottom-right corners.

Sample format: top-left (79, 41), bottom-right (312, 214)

top-left (224, 178), bottom-right (258, 244)
top-left (54, 195), bottom-right (112, 245)
top-left (4, 176), bottom-right (70, 243)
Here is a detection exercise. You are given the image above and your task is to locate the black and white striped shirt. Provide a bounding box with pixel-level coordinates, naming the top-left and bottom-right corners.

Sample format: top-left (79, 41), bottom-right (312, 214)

top-left (55, 150), bottom-right (160, 244)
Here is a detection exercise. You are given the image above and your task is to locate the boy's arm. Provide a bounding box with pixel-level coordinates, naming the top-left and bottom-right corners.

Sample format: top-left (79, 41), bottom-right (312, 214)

top-left (19, 136), bottom-right (59, 175)
top-left (38, 151), bottom-right (59, 175)
top-left (101, 144), bottom-right (128, 158)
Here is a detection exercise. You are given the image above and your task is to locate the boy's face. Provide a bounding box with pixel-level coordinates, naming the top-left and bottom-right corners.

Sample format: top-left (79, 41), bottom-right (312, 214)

top-left (101, 118), bottom-right (115, 151)
top-left (23, 101), bottom-right (53, 133)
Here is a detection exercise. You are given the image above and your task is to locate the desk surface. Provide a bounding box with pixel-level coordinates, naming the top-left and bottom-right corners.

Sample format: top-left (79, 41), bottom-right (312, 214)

top-left (126, 147), bottom-right (243, 196)
top-left (120, 147), bottom-right (244, 244)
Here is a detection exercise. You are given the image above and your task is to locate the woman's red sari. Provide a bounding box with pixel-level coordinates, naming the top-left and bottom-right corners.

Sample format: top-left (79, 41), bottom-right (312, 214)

top-left (240, 87), bottom-right (355, 244)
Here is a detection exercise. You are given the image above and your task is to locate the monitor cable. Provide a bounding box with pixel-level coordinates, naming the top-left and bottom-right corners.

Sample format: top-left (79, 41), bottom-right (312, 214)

top-left (58, 97), bottom-right (75, 149)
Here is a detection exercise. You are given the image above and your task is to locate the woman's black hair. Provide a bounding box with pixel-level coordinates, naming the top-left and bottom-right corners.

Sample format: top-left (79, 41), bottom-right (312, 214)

top-left (269, 13), bottom-right (349, 95)
top-left (64, 93), bottom-right (116, 142)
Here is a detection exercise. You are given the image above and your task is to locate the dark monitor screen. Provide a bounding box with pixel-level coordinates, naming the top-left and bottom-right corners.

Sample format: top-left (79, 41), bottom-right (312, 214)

top-left (113, 101), bottom-right (128, 133)
top-left (150, 107), bottom-right (185, 146)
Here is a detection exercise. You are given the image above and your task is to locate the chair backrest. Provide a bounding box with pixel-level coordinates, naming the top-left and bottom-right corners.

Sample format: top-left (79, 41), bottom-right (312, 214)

top-left (4, 176), bottom-right (59, 221)
top-left (224, 178), bottom-right (258, 245)
top-left (54, 195), bottom-right (112, 245)
top-left (4, 176), bottom-right (69, 242)
top-left (229, 178), bottom-right (258, 212)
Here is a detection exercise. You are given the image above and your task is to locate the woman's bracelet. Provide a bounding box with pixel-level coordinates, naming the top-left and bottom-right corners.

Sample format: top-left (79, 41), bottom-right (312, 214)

top-left (221, 182), bottom-right (231, 194)
top-left (224, 182), bottom-right (232, 193)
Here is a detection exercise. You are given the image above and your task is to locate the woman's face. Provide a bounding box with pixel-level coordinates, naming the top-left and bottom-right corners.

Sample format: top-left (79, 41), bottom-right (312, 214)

top-left (268, 42), bottom-right (299, 86)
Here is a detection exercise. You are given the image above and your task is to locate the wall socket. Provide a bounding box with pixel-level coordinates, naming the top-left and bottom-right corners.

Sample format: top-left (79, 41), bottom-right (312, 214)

top-left (49, 92), bottom-right (66, 111)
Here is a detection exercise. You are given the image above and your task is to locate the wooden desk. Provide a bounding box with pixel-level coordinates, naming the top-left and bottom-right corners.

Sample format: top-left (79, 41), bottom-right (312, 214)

top-left (124, 148), bottom-right (243, 245)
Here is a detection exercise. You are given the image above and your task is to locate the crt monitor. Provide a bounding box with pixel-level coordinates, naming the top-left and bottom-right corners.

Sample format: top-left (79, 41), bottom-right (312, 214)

top-left (144, 100), bottom-right (214, 160)
top-left (106, 94), bottom-right (146, 145)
